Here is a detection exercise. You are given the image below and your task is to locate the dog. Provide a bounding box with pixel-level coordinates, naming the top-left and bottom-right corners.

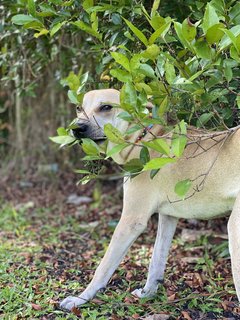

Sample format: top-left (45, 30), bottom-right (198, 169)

top-left (60, 88), bottom-right (240, 310)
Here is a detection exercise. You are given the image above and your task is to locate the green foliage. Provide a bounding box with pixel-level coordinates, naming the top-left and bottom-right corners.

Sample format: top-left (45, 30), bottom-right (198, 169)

top-left (174, 179), bottom-right (192, 198)
top-left (3, 0), bottom-right (240, 197)
top-left (0, 200), bottom-right (235, 318)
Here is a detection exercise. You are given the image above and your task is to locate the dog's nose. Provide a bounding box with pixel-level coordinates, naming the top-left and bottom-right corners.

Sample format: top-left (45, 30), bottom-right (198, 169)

top-left (72, 123), bottom-right (89, 139)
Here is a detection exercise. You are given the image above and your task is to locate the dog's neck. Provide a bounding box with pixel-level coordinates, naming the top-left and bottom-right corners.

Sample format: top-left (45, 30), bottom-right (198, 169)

top-left (108, 123), bottom-right (165, 165)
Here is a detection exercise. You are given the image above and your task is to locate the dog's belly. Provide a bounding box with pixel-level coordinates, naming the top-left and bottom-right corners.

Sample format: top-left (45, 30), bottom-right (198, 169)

top-left (159, 196), bottom-right (235, 220)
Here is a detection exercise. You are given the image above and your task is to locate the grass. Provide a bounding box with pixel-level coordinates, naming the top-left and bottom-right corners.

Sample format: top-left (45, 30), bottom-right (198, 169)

top-left (0, 198), bottom-right (239, 319)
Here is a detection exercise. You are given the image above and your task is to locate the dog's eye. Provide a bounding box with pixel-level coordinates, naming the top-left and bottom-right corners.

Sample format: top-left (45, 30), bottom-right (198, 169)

top-left (99, 104), bottom-right (113, 112)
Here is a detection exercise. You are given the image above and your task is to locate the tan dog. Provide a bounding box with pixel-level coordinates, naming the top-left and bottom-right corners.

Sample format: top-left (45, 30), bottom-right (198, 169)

top-left (60, 89), bottom-right (240, 310)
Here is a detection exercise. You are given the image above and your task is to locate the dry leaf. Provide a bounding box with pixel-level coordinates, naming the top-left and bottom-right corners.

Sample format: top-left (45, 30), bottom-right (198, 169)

top-left (71, 306), bottom-right (81, 316)
top-left (31, 303), bottom-right (41, 310)
top-left (181, 311), bottom-right (192, 320)
top-left (143, 314), bottom-right (170, 320)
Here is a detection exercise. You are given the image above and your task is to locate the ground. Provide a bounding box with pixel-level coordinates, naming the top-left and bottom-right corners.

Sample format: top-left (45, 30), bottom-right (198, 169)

top-left (1, 172), bottom-right (240, 320)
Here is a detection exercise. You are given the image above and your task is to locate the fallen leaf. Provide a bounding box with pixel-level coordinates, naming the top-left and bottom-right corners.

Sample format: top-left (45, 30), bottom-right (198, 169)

top-left (71, 306), bottom-right (81, 316)
top-left (181, 311), bottom-right (192, 320)
top-left (143, 314), bottom-right (170, 320)
top-left (124, 296), bottom-right (136, 304)
top-left (167, 293), bottom-right (176, 301)
top-left (91, 298), bottom-right (105, 305)
top-left (31, 303), bottom-right (41, 310)
top-left (181, 257), bottom-right (201, 264)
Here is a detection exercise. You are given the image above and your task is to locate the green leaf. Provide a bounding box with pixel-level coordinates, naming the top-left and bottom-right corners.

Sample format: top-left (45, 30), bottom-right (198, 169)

top-left (223, 63), bottom-right (233, 82)
top-left (202, 3), bottom-right (219, 34)
top-left (221, 29), bottom-right (239, 53)
top-left (28, 0), bottom-right (36, 17)
top-left (61, 71), bottom-right (80, 91)
top-left (143, 44), bottom-right (160, 60)
top-left (142, 138), bottom-right (170, 156)
top-left (158, 95), bottom-right (169, 116)
top-left (111, 52), bottom-right (130, 71)
top-left (140, 147), bottom-right (150, 164)
top-left (150, 169), bottom-right (160, 179)
top-left (110, 69), bottom-right (132, 82)
top-left (125, 124), bottom-right (142, 135)
top-left (135, 83), bottom-right (152, 95)
top-left (104, 124), bottom-right (125, 144)
top-left (237, 96), bottom-right (240, 109)
top-left (196, 112), bottom-right (214, 127)
top-left (229, 2), bottom-right (240, 24)
top-left (57, 127), bottom-right (68, 136)
top-left (206, 23), bottom-right (225, 44)
top-left (139, 64), bottom-right (156, 78)
top-left (34, 28), bottom-right (49, 38)
top-left (188, 70), bottom-right (204, 82)
top-left (149, 22), bottom-right (171, 45)
top-left (11, 14), bottom-right (38, 25)
top-left (124, 159), bottom-right (144, 174)
top-left (151, 0), bottom-right (161, 17)
top-left (150, 15), bottom-right (165, 31)
top-left (72, 21), bottom-right (102, 40)
top-left (24, 20), bottom-right (44, 30)
top-left (50, 22), bottom-right (66, 37)
top-left (182, 18), bottom-right (196, 42)
top-left (171, 121), bottom-right (187, 157)
top-left (82, 0), bottom-right (94, 11)
top-left (117, 111), bottom-right (133, 122)
top-left (174, 22), bottom-right (192, 50)
top-left (219, 25), bottom-right (240, 51)
top-left (230, 46), bottom-right (240, 62)
top-left (68, 90), bottom-right (79, 104)
top-left (75, 169), bottom-right (91, 174)
top-left (38, 3), bottom-right (57, 17)
top-left (77, 72), bottom-right (89, 94)
top-left (120, 82), bottom-right (137, 111)
top-left (143, 157), bottom-right (176, 170)
top-left (194, 39), bottom-right (211, 59)
top-left (81, 138), bottom-right (100, 155)
top-left (123, 18), bottom-right (148, 47)
top-left (82, 155), bottom-right (103, 161)
top-left (49, 135), bottom-right (76, 145)
top-left (106, 143), bottom-right (128, 158)
top-left (165, 60), bottom-right (176, 84)
top-left (174, 179), bottom-right (192, 198)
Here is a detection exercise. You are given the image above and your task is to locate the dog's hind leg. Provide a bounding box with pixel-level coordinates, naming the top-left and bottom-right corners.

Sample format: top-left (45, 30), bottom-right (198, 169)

top-left (228, 192), bottom-right (240, 302)
top-left (132, 213), bottom-right (178, 298)
top-left (60, 177), bottom-right (157, 311)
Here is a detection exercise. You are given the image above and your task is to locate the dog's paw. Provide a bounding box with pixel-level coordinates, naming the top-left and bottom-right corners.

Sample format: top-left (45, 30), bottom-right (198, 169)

top-left (131, 288), bottom-right (156, 298)
top-left (60, 296), bottom-right (87, 311)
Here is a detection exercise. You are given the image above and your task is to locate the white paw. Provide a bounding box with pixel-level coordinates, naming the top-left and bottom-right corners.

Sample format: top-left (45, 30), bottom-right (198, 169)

top-left (131, 288), bottom-right (156, 298)
top-left (60, 296), bottom-right (87, 311)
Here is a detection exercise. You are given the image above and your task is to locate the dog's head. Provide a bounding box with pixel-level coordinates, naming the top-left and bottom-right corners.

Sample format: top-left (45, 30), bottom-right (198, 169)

top-left (72, 89), bottom-right (126, 142)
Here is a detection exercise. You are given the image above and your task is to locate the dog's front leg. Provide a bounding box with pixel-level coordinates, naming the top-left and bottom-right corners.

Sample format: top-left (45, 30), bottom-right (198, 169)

top-left (60, 185), bottom-right (155, 311)
top-left (132, 213), bottom-right (178, 298)
top-left (228, 192), bottom-right (240, 302)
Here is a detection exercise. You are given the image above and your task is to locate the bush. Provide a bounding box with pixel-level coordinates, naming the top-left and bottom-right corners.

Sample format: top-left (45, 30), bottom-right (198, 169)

top-left (5, 0), bottom-right (240, 195)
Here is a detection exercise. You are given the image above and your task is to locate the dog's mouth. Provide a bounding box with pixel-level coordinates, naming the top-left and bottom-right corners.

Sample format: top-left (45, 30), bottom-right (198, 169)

top-left (92, 137), bottom-right (107, 144)
top-left (77, 136), bottom-right (107, 144)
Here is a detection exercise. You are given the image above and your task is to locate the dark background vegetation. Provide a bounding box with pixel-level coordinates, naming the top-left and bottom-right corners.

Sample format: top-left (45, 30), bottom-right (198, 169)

top-left (1, 0), bottom-right (240, 319)
top-left (0, 0), bottom-right (215, 174)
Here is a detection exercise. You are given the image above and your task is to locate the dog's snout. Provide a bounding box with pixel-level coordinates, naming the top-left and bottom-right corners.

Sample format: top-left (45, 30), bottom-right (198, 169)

top-left (78, 123), bottom-right (88, 133)
top-left (72, 123), bottom-right (89, 139)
